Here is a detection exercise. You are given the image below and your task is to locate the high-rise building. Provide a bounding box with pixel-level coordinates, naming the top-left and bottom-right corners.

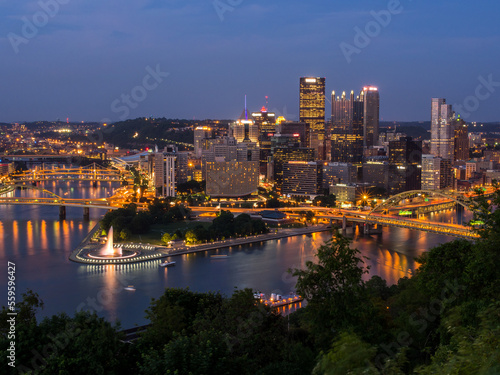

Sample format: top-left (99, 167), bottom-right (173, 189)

top-left (431, 98), bottom-right (454, 160)
top-left (282, 161), bottom-right (322, 196)
top-left (331, 90), bottom-right (364, 164)
top-left (154, 152), bottom-right (176, 197)
top-left (362, 160), bottom-right (389, 192)
top-left (440, 159), bottom-right (453, 189)
top-left (252, 107), bottom-right (276, 174)
top-left (252, 106), bottom-right (276, 143)
top-left (231, 106), bottom-right (259, 144)
top-left (421, 154), bottom-right (441, 190)
top-left (278, 121), bottom-right (309, 147)
top-left (454, 118), bottom-right (469, 161)
top-left (194, 126), bottom-right (213, 158)
top-left (205, 161), bottom-right (259, 197)
top-left (322, 162), bottom-right (357, 189)
top-left (388, 137), bottom-right (422, 194)
top-left (362, 86), bottom-right (380, 148)
top-left (272, 146), bottom-right (316, 194)
top-left (300, 77), bottom-right (326, 159)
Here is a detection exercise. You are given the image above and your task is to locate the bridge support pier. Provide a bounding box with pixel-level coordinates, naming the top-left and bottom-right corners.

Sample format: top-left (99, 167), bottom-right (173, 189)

top-left (363, 222), bottom-right (383, 235)
top-left (83, 207), bottom-right (90, 220)
top-left (59, 206), bottom-right (66, 220)
top-left (364, 222), bottom-right (370, 235)
top-left (342, 216), bottom-right (347, 231)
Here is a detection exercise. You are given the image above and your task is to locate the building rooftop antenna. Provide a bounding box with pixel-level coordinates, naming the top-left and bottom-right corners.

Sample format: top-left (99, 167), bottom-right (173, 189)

top-left (245, 95), bottom-right (248, 120)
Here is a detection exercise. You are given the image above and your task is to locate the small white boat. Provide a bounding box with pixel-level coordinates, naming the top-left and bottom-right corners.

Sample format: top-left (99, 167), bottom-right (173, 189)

top-left (124, 285), bottom-right (136, 291)
top-left (160, 261), bottom-right (176, 267)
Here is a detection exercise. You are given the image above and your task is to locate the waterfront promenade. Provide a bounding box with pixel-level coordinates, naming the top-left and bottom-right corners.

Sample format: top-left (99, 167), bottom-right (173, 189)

top-left (70, 223), bottom-right (333, 264)
top-left (162, 225), bottom-right (332, 257)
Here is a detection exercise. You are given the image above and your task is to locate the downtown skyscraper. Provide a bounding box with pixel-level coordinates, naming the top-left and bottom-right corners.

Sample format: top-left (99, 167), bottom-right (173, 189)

top-left (330, 90), bottom-right (364, 164)
top-left (430, 98), bottom-right (455, 160)
top-left (299, 77), bottom-right (326, 159)
top-left (362, 86), bottom-right (380, 148)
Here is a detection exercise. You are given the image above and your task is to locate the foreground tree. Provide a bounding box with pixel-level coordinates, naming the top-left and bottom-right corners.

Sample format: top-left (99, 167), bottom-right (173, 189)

top-left (290, 233), bottom-right (372, 348)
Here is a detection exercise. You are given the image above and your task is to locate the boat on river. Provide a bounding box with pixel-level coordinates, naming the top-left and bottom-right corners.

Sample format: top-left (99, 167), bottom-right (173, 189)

top-left (253, 292), bottom-right (303, 308)
top-left (160, 261), bottom-right (176, 267)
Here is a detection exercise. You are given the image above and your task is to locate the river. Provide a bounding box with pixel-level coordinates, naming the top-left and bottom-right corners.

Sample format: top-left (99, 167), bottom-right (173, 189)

top-left (0, 180), bottom-right (470, 329)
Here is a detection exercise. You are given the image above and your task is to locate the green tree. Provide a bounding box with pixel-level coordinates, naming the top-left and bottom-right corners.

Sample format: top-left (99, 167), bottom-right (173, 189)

top-left (119, 228), bottom-right (131, 241)
top-left (161, 232), bottom-right (172, 245)
top-left (416, 301), bottom-right (500, 375)
top-left (290, 233), bottom-right (371, 348)
top-left (313, 194), bottom-right (336, 208)
top-left (184, 229), bottom-right (198, 245)
top-left (130, 212), bottom-right (153, 234)
top-left (139, 288), bottom-right (223, 350)
top-left (313, 332), bottom-right (379, 375)
top-left (139, 330), bottom-right (241, 375)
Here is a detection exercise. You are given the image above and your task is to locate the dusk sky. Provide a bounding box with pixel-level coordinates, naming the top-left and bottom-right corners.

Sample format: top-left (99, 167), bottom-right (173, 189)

top-left (1, 0), bottom-right (499, 123)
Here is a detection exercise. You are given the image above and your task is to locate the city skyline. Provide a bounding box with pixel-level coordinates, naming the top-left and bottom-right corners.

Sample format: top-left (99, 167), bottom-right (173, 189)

top-left (1, 1), bottom-right (499, 123)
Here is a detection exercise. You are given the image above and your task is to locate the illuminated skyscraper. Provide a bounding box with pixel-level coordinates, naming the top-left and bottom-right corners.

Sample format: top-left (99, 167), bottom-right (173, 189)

top-left (282, 161), bottom-right (323, 196)
top-left (431, 98), bottom-right (454, 160)
top-left (299, 77), bottom-right (326, 159)
top-left (362, 86), bottom-right (379, 148)
top-left (454, 118), bottom-right (469, 161)
top-left (231, 108), bottom-right (259, 144)
top-left (388, 137), bottom-right (422, 194)
top-left (330, 90), bottom-right (364, 164)
top-left (194, 126), bottom-right (213, 158)
top-left (252, 106), bottom-right (276, 174)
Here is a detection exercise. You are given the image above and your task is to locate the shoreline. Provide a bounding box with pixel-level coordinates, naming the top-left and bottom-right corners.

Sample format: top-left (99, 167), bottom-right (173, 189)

top-left (165, 225), bottom-right (333, 257)
top-left (69, 223), bottom-right (333, 264)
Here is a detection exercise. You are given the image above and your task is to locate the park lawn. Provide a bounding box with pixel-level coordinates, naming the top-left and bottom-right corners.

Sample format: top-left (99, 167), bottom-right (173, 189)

top-left (126, 220), bottom-right (212, 245)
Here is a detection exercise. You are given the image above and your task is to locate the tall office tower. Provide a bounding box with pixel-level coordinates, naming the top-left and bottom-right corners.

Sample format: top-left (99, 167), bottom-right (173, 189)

top-left (154, 151), bottom-right (176, 197)
top-left (362, 160), bottom-right (390, 192)
top-left (278, 121), bottom-right (309, 146)
top-left (431, 98), bottom-right (455, 160)
top-left (454, 118), bottom-right (469, 161)
top-left (388, 136), bottom-right (422, 194)
top-left (194, 126), bottom-right (213, 158)
top-left (282, 161), bottom-right (323, 196)
top-left (421, 154), bottom-right (442, 190)
top-left (322, 162), bottom-right (357, 189)
top-left (252, 106), bottom-right (276, 175)
top-left (300, 77), bottom-right (326, 159)
top-left (362, 86), bottom-right (380, 148)
top-left (231, 118), bottom-right (259, 143)
top-left (330, 90), bottom-right (364, 164)
top-left (271, 137), bottom-right (316, 194)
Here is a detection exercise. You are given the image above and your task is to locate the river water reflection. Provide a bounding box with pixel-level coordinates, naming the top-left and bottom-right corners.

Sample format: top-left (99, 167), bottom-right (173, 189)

top-left (0, 181), bottom-right (467, 328)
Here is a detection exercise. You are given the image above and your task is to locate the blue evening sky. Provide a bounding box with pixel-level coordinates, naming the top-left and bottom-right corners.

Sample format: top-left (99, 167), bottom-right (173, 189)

top-left (0, 0), bottom-right (499, 123)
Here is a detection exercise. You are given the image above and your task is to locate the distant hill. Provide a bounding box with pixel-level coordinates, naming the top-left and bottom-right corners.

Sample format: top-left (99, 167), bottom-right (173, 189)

top-left (100, 118), bottom-right (196, 150)
top-left (380, 121), bottom-right (500, 140)
top-left (380, 121), bottom-right (431, 140)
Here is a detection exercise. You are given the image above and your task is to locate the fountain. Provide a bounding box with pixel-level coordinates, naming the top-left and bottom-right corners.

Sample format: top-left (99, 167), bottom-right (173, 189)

top-left (87, 226), bottom-right (138, 260)
top-left (98, 226), bottom-right (123, 257)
